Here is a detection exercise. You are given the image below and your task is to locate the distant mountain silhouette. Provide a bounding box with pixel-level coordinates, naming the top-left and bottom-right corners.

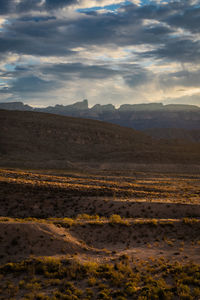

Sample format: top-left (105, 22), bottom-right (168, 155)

top-left (0, 101), bottom-right (33, 111)
top-left (0, 100), bottom-right (200, 132)
top-left (0, 109), bottom-right (200, 169)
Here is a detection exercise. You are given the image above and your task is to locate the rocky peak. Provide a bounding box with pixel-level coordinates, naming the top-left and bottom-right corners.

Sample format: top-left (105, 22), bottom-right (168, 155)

top-left (91, 103), bottom-right (116, 113)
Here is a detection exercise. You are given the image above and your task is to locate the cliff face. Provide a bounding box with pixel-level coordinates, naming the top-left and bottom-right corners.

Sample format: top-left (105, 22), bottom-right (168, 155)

top-left (0, 100), bottom-right (200, 130)
top-left (118, 103), bottom-right (164, 111)
top-left (110, 110), bottom-right (200, 130)
top-left (0, 102), bottom-right (33, 111)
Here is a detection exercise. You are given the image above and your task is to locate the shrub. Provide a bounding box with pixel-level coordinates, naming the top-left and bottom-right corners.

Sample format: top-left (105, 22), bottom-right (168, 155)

top-left (62, 218), bottom-right (74, 226)
top-left (182, 218), bottom-right (199, 225)
top-left (88, 277), bottom-right (97, 286)
top-left (109, 215), bottom-right (129, 225)
top-left (77, 214), bottom-right (100, 220)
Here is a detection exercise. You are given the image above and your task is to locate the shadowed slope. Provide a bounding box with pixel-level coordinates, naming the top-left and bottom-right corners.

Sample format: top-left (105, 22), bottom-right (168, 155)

top-left (0, 109), bottom-right (200, 169)
top-left (143, 128), bottom-right (200, 143)
top-left (0, 222), bottom-right (90, 263)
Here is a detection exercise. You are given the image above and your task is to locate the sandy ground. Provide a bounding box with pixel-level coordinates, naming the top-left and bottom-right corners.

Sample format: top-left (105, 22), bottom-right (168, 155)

top-left (0, 168), bottom-right (199, 265)
top-left (0, 219), bottom-right (199, 265)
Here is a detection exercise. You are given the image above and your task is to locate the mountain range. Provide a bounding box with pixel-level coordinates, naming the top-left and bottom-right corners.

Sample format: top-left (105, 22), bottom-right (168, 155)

top-left (0, 100), bottom-right (200, 132)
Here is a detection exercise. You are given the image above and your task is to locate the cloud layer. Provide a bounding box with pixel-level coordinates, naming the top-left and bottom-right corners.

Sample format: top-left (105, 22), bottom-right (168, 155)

top-left (0, 0), bottom-right (200, 106)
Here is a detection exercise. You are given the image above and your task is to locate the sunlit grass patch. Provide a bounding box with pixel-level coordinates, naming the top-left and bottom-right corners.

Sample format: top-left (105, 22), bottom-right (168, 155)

top-left (1, 257), bottom-right (200, 299)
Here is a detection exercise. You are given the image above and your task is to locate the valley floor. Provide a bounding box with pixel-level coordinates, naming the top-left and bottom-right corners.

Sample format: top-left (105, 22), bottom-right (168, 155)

top-left (0, 168), bottom-right (199, 299)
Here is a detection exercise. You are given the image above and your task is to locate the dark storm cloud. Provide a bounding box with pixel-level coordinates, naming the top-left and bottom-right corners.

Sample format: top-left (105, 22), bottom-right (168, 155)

top-left (40, 62), bottom-right (153, 87)
top-left (0, 0), bottom-right (199, 62)
top-left (0, 0), bottom-right (14, 14)
top-left (0, 65), bottom-right (35, 80)
top-left (11, 76), bottom-right (56, 93)
top-left (0, 14), bottom-right (113, 56)
top-left (0, 0), bottom-right (78, 14)
top-left (0, 62), bottom-right (119, 95)
top-left (41, 63), bottom-right (119, 79)
top-left (143, 39), bottom-right (200, 63)
top-left (45, 0), bottom-right (78, 10)
top-left (16, 0), bottom-right (42, 13)
top-left (0, 0), bottom-right (200, 103)
top-left (119, 64), bottom-right (153, 87)
top-left (163, 4), bottom-right (200, 33)
top-left (0, 7), bottom-right (175, 58)
top-left (0, 61), bottom-right (151, 97)
top-left (0, 75), bottom-right (57, 94)
top-left (0, 14), bottom-right (75, 57)
top-left (0, 36), bottom-right (74, 56)
top-left (124, 72), bottom-right (150, 87)
top-left (68, 5), bottom-right (174, 47)
top-left (120, 1), bottom-right (190, 24)
top-left (17, 0), bottom-right (78, 13)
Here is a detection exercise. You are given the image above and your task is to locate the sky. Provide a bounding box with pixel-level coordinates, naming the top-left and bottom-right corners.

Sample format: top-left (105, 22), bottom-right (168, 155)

top-left (0, 0), bottom-right (200, 107)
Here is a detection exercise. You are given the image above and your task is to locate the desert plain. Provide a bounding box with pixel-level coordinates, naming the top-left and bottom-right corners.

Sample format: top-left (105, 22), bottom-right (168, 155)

top-left (0, 167), bottom-right (200, 299)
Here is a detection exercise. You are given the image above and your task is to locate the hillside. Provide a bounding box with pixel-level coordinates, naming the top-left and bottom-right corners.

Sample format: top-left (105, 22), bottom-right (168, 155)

top-left (0, 109), bottom-right (200, 169)
top-left (143, 128), bottom-right (200, 143)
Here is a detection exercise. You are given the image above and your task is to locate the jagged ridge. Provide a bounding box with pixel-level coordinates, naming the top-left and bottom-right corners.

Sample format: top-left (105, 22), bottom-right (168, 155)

top-left (0, 100), bottom-right (200, 131)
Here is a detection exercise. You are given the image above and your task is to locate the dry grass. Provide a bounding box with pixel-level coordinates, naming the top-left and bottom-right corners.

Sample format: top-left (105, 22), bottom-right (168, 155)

top-left (0, 256), bottom-right (200, 299)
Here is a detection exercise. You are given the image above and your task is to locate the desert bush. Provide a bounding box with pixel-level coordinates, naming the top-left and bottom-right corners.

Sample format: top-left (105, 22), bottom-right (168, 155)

top-left (0, 217), bottom-right (11, 222)
top-left (98, 289), bottom-right (112, 300)
top-left (125, 281), bottom-right (138, 295)
top-left (88, 276), bottom-right (97, 286)
top-left (109, 214), bottom-right (129, 226)
top-left (193, 287), bottom-right (200, 297)
top-left (109, 214), bottom-right (122, 223)
top-left (182, 218), bottom-right (199, 225)
top-left (25, 282), bottom-right (41, 291)
top-left (62, 218), bottom-right (74, 226)
top-left (176, 283), bottom-right (192, 299)
top-left (77, 214), bottom-right (100, 220)
top-left (34, 293), bottom-right (50, 300)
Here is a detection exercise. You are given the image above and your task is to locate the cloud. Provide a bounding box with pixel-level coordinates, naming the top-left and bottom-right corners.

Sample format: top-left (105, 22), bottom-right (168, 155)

top-left (16, 0), bottom-right (42, 13)
top-left (0, 0), bottom-right (200, 106)
top-left (41, 62), bottom-right (119, 80)
top-left (0, 75), bottom-right (57, 97)
top-left (164, 4), bottom-right (200, 33)
top-left (0, 0), bottom-right (79, 15)
top-left (0, 1), bottom-right (196, 59)
top-left (143, 39), bottom-right (200, 63)
top-left (45, 0), bottom-right (78, 10)
top-left (0, 0), bottom-right (15, 15)
top-left (0, 6), bottom-right (174, 59)
top-left (0, 15), bottom-right (75, 56)
top-left (159, 69), bottom-right (200, 89)
top-left (121, 64), bottom-right (153, 87)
